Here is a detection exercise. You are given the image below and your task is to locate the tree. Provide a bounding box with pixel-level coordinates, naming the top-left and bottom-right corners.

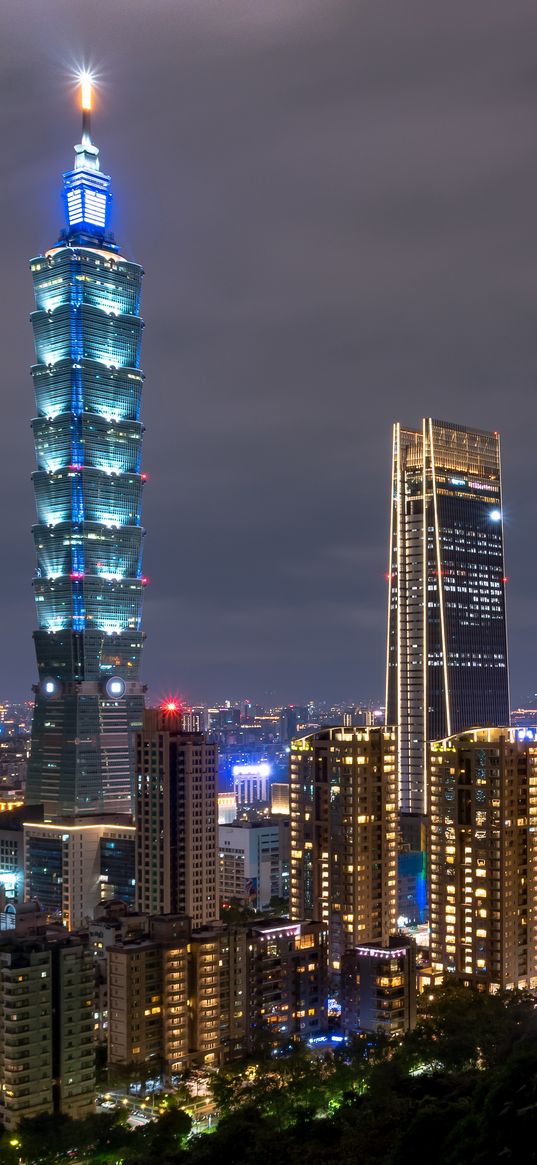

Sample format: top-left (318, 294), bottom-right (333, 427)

top-left (123, 1107), bottom-right (192, 1163)
top-left (403, 981), bottom-right (537, 1073)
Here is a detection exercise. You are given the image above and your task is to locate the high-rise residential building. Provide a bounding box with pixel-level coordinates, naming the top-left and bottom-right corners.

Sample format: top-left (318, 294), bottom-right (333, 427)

top-left (0, 927), bottom-right (94, 1130)
top-left (25, 78), bottom-right (146, 818)
top-left (246, 919), bottom-right (327, 1047)
top-left (188, 925), bottom-right (223, 1064)
top-left (429, 728), bottom-right (537, 989)
top-left (108, 915), bottom-right (190, 1076)
top-left (24, 817), bottom-right (135, 929)
top-left (107, 916), bottom-right (222, 1072)
top-left (386, 420), bottom-right (510, 823)
top-left (90, 900), bottom-right (147, 1045)
top-left (289, 727), bottom-right (398, 973)
top-left (188, 918), bottom-right (327, 1060)
top-left (105, 913), bottom-right (327, 1071)
top-left (218, 925), bottom-right (249, 1057)
top-left (341, 934), bottom-right (417, 1036)
top-left (219, 818), bottom-right (289, 910)
top-left (135, 708), bottom-right (218, 927)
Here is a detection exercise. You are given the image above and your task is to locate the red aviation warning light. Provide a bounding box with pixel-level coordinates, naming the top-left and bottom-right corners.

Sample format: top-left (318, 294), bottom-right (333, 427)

top-left (160, 694), bottom-right (182, 719)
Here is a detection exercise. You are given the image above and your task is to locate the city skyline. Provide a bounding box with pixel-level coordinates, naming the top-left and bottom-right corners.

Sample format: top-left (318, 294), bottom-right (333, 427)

top-left (1, 2), bottom-right (537, 706)
top-left (2, 5), bottom-right (537, 1154)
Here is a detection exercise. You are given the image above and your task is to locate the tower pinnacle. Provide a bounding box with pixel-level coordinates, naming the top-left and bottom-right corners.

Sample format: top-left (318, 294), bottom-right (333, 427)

top-left (80, 73), bottom-right (93, 146)
top-left (74, 72), bottom-right (99, 173)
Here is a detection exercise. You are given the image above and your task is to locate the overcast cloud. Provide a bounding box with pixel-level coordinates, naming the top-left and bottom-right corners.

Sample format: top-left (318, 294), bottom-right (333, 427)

top-left (1, 0), bottom-right (536, 706)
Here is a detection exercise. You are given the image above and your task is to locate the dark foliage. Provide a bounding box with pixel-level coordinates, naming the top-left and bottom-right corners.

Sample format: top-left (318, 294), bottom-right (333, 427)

top-left (3, 983), bottom-right (537, 1164)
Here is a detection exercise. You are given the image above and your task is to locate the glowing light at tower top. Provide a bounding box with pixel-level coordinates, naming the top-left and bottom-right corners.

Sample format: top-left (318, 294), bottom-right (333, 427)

top-left (80, 72), bottom-right (93, 112)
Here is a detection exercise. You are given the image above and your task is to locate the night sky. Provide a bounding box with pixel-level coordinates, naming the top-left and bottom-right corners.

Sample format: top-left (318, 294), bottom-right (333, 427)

top-left (1, 1), bottom-right (537, 707)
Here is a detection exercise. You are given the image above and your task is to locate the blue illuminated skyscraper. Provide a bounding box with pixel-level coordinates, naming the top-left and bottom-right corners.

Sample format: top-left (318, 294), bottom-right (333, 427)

top-left (26, 79), bottom-right (146, 815)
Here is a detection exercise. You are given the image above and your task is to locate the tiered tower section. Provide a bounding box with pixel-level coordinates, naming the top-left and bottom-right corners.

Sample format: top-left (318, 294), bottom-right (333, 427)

top-left (26, 80), bottom-right (146, 815)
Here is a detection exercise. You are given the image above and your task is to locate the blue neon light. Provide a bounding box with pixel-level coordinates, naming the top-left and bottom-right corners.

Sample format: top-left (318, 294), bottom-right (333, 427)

top-left (62, 167), bottom-right (112, 237)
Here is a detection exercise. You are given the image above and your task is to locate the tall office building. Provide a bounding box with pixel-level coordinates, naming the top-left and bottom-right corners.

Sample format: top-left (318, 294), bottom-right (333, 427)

top-left (24, 817), bottom-right (135, 929)
top-left (289, 727), bottom-right (397, 972)
top-left (386, 420), bottom-right (510, 821)
top-left (135, 708), bottom-right (218, 927)
top-left (25, 78), bottom-right (146, 817)
top-left (429, 729), bottom-right (537, 990)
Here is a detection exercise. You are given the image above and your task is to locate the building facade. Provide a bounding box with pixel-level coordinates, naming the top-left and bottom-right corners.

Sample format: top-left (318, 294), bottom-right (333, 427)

top-left (24, 817), bottom-right (135, 929)
top-left (107, 916), bottom-right (190, 1075)
top-left (341, 934), bottom-right (417, 1036)
top-left (135, 708), bottom-right (218, 927)
top-left (429, 729), bottom-right (537, 989)
top-left (270, 782), bottom-right (290, 816)
top-left (386, 420), bottom-right (510, 821)
top-left (247, 919), bottom-right (327, 1047)
top-left (25, 80), bottom-right (146, 817)
top-left (233, 763), bottom-right (271, 806)
top-left (219, 819), bottom-right (289, 910)
top-left (105, 914), bottom-right (326, 1071)
top-left (217, 792), bottom-right (237, 825)
top-left (188, 926), bottom-right (222, 1065)
top-left (290, 727), bottom-right (397, 972)
top-left (0, 930), bottom-right (94, 1130)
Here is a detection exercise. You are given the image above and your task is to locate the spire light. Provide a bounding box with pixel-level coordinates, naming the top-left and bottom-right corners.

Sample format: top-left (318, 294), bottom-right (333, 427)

top-left (80, 72), bottom-right (93, 113)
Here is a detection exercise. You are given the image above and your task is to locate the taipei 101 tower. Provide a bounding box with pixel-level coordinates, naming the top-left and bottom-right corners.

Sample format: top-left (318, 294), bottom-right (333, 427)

top-left (26, 78), bottom-right (146, 816)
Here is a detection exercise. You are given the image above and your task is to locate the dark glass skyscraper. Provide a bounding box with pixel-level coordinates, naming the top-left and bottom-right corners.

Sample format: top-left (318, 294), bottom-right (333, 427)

top-left (26, 80), bottom-right (146, 815)
top-left (386, 419), bottom-right (510, 818)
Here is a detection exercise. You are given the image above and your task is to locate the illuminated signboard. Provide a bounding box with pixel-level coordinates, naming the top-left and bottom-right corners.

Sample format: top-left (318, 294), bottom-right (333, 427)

top-left (232, 762), bottom-right (272, 779)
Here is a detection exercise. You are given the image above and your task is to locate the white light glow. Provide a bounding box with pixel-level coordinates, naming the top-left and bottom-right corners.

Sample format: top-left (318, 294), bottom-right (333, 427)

top-left (79, 72), bottom-right (93, 112)
top-left (232, 762), bottom-right (272, 779)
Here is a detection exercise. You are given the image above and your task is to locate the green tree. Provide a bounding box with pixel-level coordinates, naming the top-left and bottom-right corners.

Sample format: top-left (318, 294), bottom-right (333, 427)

top-left (123, 1107), bottom-right (192, 1163)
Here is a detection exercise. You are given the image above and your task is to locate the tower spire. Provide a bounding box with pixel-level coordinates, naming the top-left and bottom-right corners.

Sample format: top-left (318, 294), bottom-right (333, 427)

top-left (80, 73), bottom-right (92, 146)
top-left (74, 73), bottom-right (99, 173)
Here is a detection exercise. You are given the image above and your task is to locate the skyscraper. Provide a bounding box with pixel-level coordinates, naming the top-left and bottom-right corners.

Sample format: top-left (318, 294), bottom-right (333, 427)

top-left (386, 420), bottom-right (510, 822)
top-left (26, 78), bottom-right (146, 816)
top-left (135, 708), bottom-right (219, 927)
